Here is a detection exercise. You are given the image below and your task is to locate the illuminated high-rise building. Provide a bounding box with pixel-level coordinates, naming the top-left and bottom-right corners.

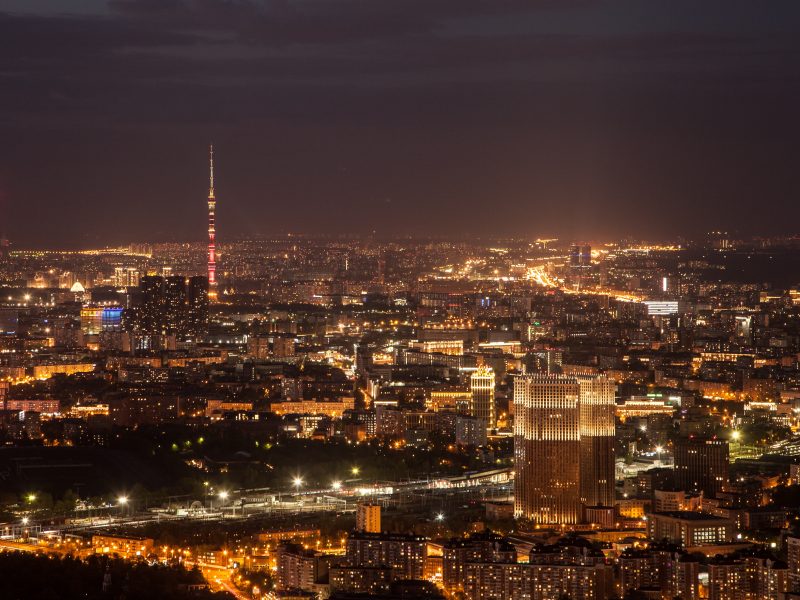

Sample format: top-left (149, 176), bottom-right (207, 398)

top-left (514, 373), bottom-right (615, 524)
top-left (187, 276), bottom-right (209, 337)
top-left (469, 366), bottom-right (495, 430)
top-left (514, 374), bottom-right (580, 524)
top-left (207, 145), bottom-right (217, 301)
top-left (577, 374), bottom-right (616, 508)
top-left (674, 436), bottom-right (729, 498)
top-left (788, 534), bottom-right (800, 592)
top-left (80, 306), bottom-right (104, 335)
top-left (163, 275), bottom-right (187, 335)
top-left (132, 275), bottom-right (206, 338)
top-left (356, 503), bottom-right (381, 533)
top-left (81, 306), bottom-right (123, 335)
top-left (569, 244), bottom-right (592, 267)
top-left (138, 275), bottom-right (165, 334)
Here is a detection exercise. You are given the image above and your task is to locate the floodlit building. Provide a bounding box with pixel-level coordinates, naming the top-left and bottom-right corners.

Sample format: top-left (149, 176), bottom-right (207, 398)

top-left (514, 373), bottom-right (615, 524)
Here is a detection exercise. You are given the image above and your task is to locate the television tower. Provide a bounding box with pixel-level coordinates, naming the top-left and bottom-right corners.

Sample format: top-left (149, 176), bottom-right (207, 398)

top-left (207, 144), bottom-right (217, 301)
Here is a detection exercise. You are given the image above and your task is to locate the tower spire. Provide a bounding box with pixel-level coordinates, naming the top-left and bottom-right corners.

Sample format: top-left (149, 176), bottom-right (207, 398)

top-left (209, 144), bottom-right (215, 198)
top-left (207, 144), bottom-right (217, 301)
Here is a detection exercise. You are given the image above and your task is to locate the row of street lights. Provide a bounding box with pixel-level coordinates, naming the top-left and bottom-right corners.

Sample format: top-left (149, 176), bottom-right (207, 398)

top-left (111, 466), bottom-right (364, 519)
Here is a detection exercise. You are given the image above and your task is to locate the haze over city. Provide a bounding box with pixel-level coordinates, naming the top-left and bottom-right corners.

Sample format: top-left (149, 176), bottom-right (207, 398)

top-left (3, 1), bottom-right (800, 247)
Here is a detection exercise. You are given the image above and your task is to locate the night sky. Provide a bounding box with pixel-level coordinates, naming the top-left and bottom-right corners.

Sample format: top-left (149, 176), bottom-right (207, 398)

top-left (2, 1), bottom-right (800, 247)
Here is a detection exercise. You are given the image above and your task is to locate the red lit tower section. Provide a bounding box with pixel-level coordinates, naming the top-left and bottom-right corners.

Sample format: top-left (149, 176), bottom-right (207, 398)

top-left (207, 145), bottom-right (217, 301)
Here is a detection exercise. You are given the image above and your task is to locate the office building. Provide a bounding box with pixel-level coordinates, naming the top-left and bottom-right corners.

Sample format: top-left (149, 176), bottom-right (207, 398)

top-left (578, 373), bottom-right (616, 509)
top-left (674, 436), bottom-right (730, 498)
top-left (513, 373), bottom-right (615, 524)
top-left (470, 366), bottom-right (495, 430)
top-left (570, 244), bottom-right (592, 267)
top-left (646, 511), bottom-right (734, 547)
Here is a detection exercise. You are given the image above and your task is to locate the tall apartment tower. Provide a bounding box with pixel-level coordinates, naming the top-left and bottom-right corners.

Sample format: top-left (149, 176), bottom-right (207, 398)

top-left (513, 373), bottom-right (615, 524)
top-left (788, 534), bottom-right (800, 592)
top-left (674, 437), bottom-right (729, 498)
top-left (356, 503), bottom-right (381, 534)
top-left (207, 145), bottom-right (218, 302)
top-left (139, 275), bottom-right (165, 334)
top-left (469, 366), bottom-right (495, 430)
top-left (578, 374), bottom-right (616, 508)
top-left (163, 275), bottom-right (187, 335)
top-left (187, 276), bottom-right (209, 337)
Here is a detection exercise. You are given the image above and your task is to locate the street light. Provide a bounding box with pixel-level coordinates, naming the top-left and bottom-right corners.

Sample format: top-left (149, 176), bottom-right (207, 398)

top-left (21, 517), bottom-right (29, 525)
top-left (435, 512), bottom-right (445, 522)
top-left (331, 480), bottom-right (342, 491)
top-left (26, 493), bottom-right (37, 503)
top-left (293, 476), bottom-right (304, 491)
top-left (218, 490), bottom-right (229, 501)
top-left (351, 466), bottom-right (360, 476)
top-left (117, 496), bottom-right (129, 517)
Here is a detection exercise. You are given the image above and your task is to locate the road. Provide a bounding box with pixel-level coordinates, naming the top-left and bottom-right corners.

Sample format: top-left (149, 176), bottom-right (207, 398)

top-left (526, 263), bottom-right (644, 302)
top-left (197, 563), bottom-right (248, 599)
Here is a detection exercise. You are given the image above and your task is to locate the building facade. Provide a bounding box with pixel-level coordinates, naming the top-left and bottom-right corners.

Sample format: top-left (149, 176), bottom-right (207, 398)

top-left (514, 373), bottom-right (615, 524)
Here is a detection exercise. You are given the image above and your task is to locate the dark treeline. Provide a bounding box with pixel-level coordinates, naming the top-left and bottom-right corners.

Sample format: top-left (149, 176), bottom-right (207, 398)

top-left (0, 552), bottom-right (232, 600)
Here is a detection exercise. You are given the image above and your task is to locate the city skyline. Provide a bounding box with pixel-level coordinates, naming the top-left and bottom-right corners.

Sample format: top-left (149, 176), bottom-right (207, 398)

top-left (5, 3), bottom-right (800, 599)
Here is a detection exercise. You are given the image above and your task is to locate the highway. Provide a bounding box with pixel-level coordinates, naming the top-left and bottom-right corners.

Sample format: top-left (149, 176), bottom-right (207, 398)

top-left (526, 263), bottom-right (644, 302)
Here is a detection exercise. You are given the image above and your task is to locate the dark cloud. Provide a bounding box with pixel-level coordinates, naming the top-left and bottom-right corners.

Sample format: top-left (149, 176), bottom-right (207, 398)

top-left (1, 1), bottom-right (800, 246)
top-left (107, 0), bottom-right (571, 45)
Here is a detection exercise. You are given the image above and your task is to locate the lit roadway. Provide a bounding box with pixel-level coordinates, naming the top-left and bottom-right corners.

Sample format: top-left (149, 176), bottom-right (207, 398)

top-left (525, 263), bottom-right (644, 303)
top-left (194, 562), bottom-right (248, 600)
